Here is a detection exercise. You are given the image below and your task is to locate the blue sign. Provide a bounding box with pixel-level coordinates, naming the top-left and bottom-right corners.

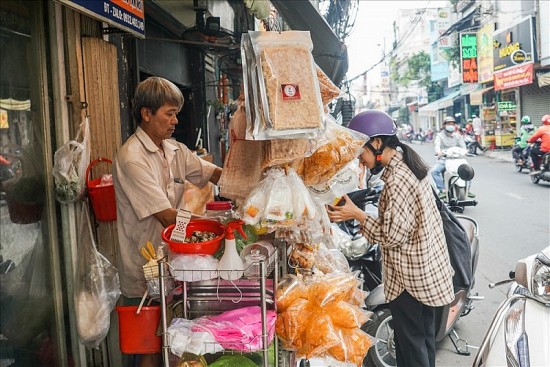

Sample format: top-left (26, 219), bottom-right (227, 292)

top-left (58, 0), bottom-right (145, 38)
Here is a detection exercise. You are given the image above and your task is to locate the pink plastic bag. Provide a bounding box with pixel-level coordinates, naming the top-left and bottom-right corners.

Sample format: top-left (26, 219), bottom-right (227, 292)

top-left (192, 306), bottom-right (276, 352)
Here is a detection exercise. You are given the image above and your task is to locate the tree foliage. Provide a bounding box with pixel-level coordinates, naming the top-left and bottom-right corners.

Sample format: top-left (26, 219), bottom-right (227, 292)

top-left (390, 51), bottom-right (443, 102)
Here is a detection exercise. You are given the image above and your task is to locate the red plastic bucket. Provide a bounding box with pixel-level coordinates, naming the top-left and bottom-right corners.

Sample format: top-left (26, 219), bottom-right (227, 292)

top-left (116, 305), bottom-right (162, 354)
top-left (86, 158), bottom-right (116, 221)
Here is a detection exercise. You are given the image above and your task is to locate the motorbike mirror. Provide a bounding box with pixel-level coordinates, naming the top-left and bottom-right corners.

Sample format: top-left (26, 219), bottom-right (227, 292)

top-left (457, 164), bottom-right (475, 181)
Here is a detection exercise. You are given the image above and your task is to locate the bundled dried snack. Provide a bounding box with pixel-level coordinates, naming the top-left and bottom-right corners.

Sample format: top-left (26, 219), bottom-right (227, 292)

top-left (260, 46), bottom-right (322, 130)
top-left (262, 138), bottom-right (309, 169)
top-left (218, 96), bottom-right (264, 205)
top-left (316, 64), bottom-right (342, 106)
top-left (289, 242), bottom-right (317, 269)
top-left (303, 132), bottom-right (365, 186)
top-left (243, 31), bottom-right (325, 140)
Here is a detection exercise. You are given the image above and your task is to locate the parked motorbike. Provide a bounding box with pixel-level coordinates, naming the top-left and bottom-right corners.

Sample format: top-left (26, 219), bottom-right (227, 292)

top-left (440, 147), bottom-right (477, 213)
top-left (362, 213), bottom-right (481, 367)
top-left (472, 246), bottom-right (550, 367)
top-left (528, 142), bottom-right (550, 184)
top-left (335, 189), bottom-right (482, 367)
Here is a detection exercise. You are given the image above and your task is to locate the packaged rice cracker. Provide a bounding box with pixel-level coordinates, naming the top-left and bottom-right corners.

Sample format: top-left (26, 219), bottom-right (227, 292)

top-left (243, 31), bottom-right (325, 140)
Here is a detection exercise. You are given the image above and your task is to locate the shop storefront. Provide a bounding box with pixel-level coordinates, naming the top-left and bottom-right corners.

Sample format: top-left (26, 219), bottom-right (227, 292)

top-left (0, 1), bottom-right (66, 365)
top-left (492, 16), bottom-right (537, 148)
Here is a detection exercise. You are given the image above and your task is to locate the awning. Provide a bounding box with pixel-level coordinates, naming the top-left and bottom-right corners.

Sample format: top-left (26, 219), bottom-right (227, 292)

top-left (418, 91), bottom-right (460, 117)
top-left (436, 91), bottom-right (460, 109)
top-left (470, 87), bottom-right (494, 105)
top-left (538, 72), bottom-right (550, 87)
top-left (270, 0), bottom-right (348, 85)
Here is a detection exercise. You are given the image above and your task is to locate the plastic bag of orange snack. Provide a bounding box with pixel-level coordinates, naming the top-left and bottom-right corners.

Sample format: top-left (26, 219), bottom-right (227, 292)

top-left (324, 300), bottom-right (373, 329)
top-left (279, 298), bottom-right (312, 349)
top-left (307, 272), bottom-right (360, 307)
top-left (275, 274), bottom-right (308, 311)
top-left (327, 327), bottom-right (374, 366)
top-left (297, 313), bottom-right (340, 359)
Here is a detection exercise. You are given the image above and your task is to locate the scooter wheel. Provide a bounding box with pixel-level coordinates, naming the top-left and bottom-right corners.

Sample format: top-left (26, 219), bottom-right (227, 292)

top-left (363, 308), bottom-right (396, 367)
top-left (531, 174), bottom-right (540, 184)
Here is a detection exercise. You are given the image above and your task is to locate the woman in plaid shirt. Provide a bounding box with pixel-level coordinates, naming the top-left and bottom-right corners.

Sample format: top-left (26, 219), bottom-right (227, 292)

top-left (327, 110), bottom-right (454, 367)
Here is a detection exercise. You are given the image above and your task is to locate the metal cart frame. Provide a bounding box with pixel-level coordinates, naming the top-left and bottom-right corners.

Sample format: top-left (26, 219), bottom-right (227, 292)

top-left (157, 250), bottom-right (279, 367)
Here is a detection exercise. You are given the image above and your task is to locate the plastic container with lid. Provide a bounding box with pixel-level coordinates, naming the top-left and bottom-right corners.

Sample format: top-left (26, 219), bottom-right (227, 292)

top-left (243, 249), bottom-right (267, 278)
top-left (204, 201), bottom-right (234, 222)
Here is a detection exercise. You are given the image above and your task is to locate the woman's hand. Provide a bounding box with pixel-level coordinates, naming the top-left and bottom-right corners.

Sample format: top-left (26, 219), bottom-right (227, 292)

top-left (325, 194), bottom-right (366, 223)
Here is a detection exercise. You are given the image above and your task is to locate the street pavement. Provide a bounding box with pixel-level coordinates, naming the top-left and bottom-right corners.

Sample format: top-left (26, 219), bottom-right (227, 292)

top-left (482, 147), bottom-right (514, 163)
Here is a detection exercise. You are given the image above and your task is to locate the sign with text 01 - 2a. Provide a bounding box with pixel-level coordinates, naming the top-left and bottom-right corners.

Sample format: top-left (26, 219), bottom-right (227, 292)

top-left (460, 33), bottom-right (478, 83)
top-left (58, 0), bottom-right (144, 38)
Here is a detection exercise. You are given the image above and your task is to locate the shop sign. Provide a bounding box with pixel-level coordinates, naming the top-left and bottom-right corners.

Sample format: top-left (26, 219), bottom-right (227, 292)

top-left (493, 63), bottom-right (533, 91)
top-left (436, 8), bottom-right (453, 60)
top-left (493, 17), bottom-right (535, 72)
top-left (57, 0), bottom-right (145, 38)
top-left (460, 33), bottom-right (478, 83)
top-left (477, 23), bottom-right (494, 83)
top-left (497, 101), bottom-right (516, 111)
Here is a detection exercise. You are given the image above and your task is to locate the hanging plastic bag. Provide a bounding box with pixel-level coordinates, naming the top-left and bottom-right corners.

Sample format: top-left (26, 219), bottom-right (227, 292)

top-left (52, 116), bottom-right (91, 203)
top-left (74, 202), bottom-right (121, 348)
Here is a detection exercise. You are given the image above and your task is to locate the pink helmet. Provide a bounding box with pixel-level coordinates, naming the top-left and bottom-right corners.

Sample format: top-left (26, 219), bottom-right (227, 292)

top-left (347, 110), bottom-right (397, 138)
top-left (542, 114), bottom-right (550, 125)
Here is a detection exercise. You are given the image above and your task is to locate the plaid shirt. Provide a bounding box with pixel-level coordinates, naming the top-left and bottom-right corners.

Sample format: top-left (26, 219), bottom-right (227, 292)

top-left (361, 152), bottom-right (454, 306)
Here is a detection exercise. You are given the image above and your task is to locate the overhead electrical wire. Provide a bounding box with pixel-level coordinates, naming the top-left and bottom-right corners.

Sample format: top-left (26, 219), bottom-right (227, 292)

top-left (346, 0), bottom-right (432, 83)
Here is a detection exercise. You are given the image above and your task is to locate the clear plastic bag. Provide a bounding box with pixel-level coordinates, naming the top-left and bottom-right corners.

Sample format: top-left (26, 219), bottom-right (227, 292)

top-left (242, 31), bottom-right (325, 140)
top-left (275, 274), bottom-right (308, 311)
top-left (74, 202), bottom-right (121, 348)
top-left (307, 272), bottom-right (360, 307)
top-left (314, 244), bottom-right (351, 274)
top-left (299, 116), bottom-right (368, 186)
top-left (327, 327), bottom-right (374, 366)
top-left (241, 169), bottom-right (279, 225)
top-left (307, 160), bottom-right (361, 205)
top-left (298, 313), bottom-right (340, 359)
top-left (52, 116), bottom-right (90, 203)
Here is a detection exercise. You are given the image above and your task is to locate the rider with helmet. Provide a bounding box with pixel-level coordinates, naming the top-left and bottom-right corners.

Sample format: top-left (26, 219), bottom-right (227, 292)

top-left (326, 110), bottom-right (454, 367)
top-left (431, 116), bottom-right (470, 198)
top-left (528, 114), bottom-right (550, 173)
top-left (512, 116), bottom-right (535, 164)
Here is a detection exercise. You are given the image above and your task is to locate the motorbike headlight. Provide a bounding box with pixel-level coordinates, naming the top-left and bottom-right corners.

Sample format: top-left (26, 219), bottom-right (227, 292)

top-left (505, 298), bottom-right (529, 367)
top-left (531, 256), bottom-right (550, 301)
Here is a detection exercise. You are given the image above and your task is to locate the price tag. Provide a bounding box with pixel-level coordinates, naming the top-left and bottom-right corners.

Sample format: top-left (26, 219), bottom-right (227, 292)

top-left (170, 209), bottom-right (192, 243)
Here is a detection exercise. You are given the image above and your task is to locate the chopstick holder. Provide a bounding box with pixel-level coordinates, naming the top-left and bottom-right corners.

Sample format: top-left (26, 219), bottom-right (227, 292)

top-left (170, 208), bottom-right (191, 243)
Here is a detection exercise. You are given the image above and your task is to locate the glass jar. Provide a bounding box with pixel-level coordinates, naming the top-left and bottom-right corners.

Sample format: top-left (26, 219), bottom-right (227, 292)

top-left (204, 201), bottom-right (234, 222)
top-left (243, 249), bottom-right (266, 278)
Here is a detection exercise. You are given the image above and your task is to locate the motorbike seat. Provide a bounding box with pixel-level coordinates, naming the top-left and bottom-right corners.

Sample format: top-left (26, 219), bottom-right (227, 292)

top-left (457, 217), bottom-right (475, 243)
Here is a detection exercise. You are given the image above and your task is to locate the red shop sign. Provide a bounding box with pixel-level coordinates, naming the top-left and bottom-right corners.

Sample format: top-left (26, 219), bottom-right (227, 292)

top-left (494, 63), bottom-right (533, 91)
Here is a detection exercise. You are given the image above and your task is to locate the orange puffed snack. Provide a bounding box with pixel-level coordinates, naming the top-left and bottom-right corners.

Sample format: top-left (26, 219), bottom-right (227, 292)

top-left (297, 313), bottom-right (340, 359)
top-left (325, 301), bottom-right (372, 328)
top-left (281, 298), bottom-right (312, 349)
top-left (307, 273), bottom-right (358, 306)
top-left (276, 274), bottom-right (308, 311)
top-left (327, 327), bottom-right (373, 366)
